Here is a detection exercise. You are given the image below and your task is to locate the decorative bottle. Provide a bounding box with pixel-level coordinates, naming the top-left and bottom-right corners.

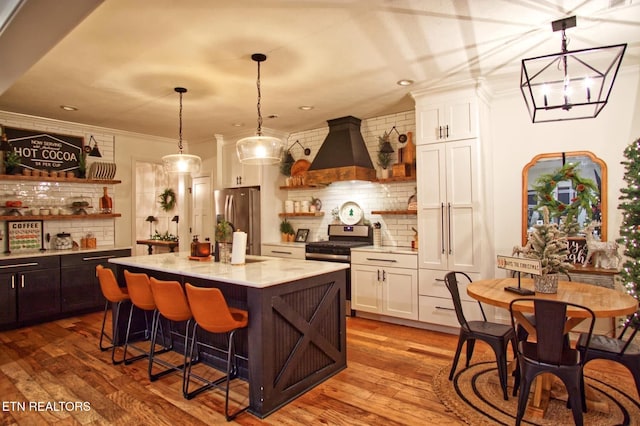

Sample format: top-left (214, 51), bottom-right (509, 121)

top-left (190, 235), bottom-right (199, 257)
top-left (99, 186), bottom-right (113, 213)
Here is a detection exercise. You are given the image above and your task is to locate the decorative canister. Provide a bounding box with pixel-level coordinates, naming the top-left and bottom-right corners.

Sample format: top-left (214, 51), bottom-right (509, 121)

top-left (54, 232), bottom-right (73, 250)
top-left (534, 273), bottom-right (558, 294)
top-left (284, 200), bottom-right (294, 213)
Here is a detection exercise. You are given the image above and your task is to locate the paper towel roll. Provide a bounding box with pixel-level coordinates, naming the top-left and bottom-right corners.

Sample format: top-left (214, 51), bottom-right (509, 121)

top-left (231, 231), bottom-right (247, 265)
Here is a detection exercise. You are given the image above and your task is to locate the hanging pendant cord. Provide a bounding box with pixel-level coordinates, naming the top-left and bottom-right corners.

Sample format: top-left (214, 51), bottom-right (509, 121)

top-left (178, 90), bottom-right (184, 154)
top-left (256, 59), bottom-right (263, 136)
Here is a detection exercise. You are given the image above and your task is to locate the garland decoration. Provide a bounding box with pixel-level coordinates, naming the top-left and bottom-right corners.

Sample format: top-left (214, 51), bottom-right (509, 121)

top-left (533, 163), bottom-right (599, 226)
top-left (159, 188), bottom-right (177, 211)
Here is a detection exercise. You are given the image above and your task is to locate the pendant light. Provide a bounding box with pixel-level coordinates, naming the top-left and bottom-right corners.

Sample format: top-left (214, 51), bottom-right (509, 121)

top-left (520, 16), bottom-right (626, 123)
top-left (236, 53), bottom-right (285, 165)
top-left (162, 87), bottom-right (202, 174)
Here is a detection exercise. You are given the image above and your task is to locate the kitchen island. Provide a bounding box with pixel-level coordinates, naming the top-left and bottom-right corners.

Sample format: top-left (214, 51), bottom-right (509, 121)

top-left (109, 252), bottom-right (348, 418)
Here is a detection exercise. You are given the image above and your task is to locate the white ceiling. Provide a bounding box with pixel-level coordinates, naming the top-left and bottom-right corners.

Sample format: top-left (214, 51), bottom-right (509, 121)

top-left (0, 0), bottom-right (638, 144)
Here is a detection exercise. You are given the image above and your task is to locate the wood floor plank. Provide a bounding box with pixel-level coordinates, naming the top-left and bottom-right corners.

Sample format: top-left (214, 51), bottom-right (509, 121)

top-left (0, 311), bottom-right (636, 425)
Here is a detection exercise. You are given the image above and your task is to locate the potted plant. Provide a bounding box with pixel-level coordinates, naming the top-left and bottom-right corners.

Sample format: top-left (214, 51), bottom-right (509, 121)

top-left (77, 151), bottom-right (87, 178)
top-left (523, 207), bottom-right (573, 293)
top-left (377, 132), bottom-right (393, 179)
top-left (280, 219), bottom-right (295, 242)
top-left (4, 150), bottom-right (22, 175)
top-left (215, 220), bottom-right (233, 262)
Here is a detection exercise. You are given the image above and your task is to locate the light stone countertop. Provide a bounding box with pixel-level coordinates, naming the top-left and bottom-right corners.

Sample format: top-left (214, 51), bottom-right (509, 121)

top-left (109, 251), bottom-right (348, 288)
top-left (351, 245), bottom-right (418, 255)
top-left (0, 246), bottom-right (132, 261)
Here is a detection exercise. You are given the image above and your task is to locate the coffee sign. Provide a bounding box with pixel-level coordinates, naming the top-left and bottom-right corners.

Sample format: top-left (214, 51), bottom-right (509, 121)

top-left (5, 127), bottom-right (84, 172)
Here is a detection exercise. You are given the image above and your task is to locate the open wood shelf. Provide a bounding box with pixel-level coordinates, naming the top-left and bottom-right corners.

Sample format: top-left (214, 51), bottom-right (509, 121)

top-left (0, 174), bottom-right (121, 184)
top-left (371, 210), bottom-right (417, 215)
top-left (0, 213), bottom-right (121, 221)
top-left (279, 184), bottom-right (328, 190)
top-left (375, 176), bottom-right (416, 183)
top-left (278, 212), bottom-right (325, 218)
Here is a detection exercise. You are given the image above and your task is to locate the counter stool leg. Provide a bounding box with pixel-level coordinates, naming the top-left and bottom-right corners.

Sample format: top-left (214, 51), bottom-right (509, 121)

top-left (99, 299), bottom-right (126, 365)
top-left (225, 329), bottom-right (248, 421)
top-left (123, 305), bottom-right (150, 365)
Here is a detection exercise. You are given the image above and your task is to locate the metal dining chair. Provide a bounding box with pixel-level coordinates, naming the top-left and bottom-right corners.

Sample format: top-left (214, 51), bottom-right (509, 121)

top-left (444, 271), bottom-right (517, 400)
top-left (577, 314), bottom-right (640, 399)
top-left (509, 298), bottom-right (596, 426)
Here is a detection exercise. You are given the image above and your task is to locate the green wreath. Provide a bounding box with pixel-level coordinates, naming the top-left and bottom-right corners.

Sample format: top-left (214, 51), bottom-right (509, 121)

top-left (533, 163), bottom-right (599, 223)
top-left (159, 188), bottom-right (176, 211)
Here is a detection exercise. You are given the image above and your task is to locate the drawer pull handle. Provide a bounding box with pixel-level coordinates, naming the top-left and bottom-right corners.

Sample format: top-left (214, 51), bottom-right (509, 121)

top-left (435, 278), bottom-right (445, 282)
top-left (82, 255), bottom-right (117, 261)
top-left (21, 275), bottom-right (25, 288)
top-left (11, 276), bottom-right (15, 289)
top-left (0, 262), bottom-right (39, 269)
top-left (365, 258), bottom-right (397, 263)
top-left (435, 306), bottom-right (455, 312)
top-left (271, 250), bottom-right (292, 255)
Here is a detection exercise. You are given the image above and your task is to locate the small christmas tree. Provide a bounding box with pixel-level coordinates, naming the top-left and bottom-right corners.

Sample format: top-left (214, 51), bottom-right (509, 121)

top-left (525, 207), bottom-right (573, 275)
top-left (617, 137), bottom-right (640, 319)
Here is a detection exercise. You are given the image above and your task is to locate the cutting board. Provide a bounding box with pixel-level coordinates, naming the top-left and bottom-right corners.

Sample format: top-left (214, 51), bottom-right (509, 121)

top-left (403, 131), bottom-right (415, 166)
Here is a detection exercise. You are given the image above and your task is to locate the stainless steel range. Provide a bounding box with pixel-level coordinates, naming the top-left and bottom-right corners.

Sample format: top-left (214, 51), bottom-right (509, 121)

top-left (305, 224), bottom-right (373, 315)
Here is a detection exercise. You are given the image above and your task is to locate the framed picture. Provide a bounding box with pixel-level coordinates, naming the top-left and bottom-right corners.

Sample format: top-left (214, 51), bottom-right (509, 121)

top-left (295, 228), bottom-right (309, 242)
top-left (6, 220), bottom-right (44, 253)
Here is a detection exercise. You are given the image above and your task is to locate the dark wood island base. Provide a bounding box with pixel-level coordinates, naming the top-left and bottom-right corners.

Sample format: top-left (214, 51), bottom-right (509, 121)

top-left (111, 259), bottom-right (347, 419)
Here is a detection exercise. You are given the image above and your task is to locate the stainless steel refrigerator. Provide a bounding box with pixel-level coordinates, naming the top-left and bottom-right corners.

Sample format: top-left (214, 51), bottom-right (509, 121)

top-left (214, 186), bottom-right (261, 255)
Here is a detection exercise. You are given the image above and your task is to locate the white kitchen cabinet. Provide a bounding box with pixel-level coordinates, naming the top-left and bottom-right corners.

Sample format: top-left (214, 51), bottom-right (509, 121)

top-left (417, 139), bottom-right (479, 272)
top-left (221, 143), bottom-right (261, 188)
top-left (351, 251), bottom-right (418, 320)
top-left (416, 98), bottom-right (477, 145)
top-left (261, 243), bottom-right (306, 259)
top-left (417, 269), bottom-right (485, 326)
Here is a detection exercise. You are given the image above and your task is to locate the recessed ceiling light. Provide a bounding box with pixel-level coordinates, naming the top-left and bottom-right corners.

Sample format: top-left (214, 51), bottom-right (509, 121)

top-left (232, 122), bottom-right (243, 127)
top-left (60, 105), bottom-right (78, 111)
top-left (299, 105), bottom-right (314, 111)
top-left (396, 79), bottom-right (414, 86)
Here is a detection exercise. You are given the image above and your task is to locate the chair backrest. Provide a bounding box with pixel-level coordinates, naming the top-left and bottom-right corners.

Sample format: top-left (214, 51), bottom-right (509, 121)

top-left (124, 270), bottom-right (156, 311)
top-left (185, 283), bottom-right (245, 333)
top-left (149, 277), bottom-right (192, 322)
top-left (444, 271), bottom-right (485, 328)
top-left (510, 298), bottom-right (596, 365)
top-left (617, 315), bottom-right (640, 354)
top-left (96, 265), bottom-right (128, 302)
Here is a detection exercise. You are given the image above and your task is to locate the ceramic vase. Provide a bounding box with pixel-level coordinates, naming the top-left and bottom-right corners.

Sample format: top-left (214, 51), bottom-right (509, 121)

top-left (534, 273), bottom-right (558, 294)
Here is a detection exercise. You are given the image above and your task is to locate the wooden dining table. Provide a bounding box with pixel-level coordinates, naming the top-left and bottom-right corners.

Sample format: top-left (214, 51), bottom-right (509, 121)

top-left (467, 277), bottom-right (638, 418)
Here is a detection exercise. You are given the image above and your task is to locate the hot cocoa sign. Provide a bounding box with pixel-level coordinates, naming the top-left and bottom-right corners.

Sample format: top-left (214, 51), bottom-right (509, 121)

top-left (4, 127), bottom-right (84, 172)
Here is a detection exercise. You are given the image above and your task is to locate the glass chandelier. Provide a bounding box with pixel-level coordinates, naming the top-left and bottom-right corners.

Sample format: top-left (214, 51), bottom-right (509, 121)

top-left (236, 53), bottom-right (285, 165)
top-left (520, 16), bottom-right (626, 123)
top-left (162, 87), bottom-right (202, 174)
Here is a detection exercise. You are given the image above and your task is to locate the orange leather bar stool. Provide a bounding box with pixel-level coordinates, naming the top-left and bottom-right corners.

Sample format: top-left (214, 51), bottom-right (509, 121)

top-left (148, 277), bottom-right (194, 382)
top-left (184, 283), bottom-right (249, 421)
top-left (122, 270), bottom-right (170, 366)
top-left (96, 265), bottom-right (129, 365)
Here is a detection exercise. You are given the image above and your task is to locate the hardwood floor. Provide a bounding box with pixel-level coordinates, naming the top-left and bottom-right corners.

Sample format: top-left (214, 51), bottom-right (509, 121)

top-left (0, 312), bottom-right (635, 425)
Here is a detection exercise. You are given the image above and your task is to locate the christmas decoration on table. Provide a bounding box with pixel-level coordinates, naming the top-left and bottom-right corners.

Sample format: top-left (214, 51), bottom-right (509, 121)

top-left (617, 136), bottom-right (640, 320)
top-left (522, 206), bottom-right (573, 293)
top-left (533, 162), bottom-right (599, 236)
top-left (582, 221), bottom-right (621, 269)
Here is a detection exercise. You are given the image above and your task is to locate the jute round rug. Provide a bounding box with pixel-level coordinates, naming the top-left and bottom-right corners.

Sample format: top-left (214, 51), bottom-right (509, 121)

top-left (433, 360), bottom-right (640, 425)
